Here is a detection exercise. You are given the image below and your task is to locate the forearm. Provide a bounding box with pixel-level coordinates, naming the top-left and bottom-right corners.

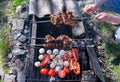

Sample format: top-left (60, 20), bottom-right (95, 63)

top-left (95, 0), bottom-right (108, 7)
top-left (109, 15), bottom-right (120, 24)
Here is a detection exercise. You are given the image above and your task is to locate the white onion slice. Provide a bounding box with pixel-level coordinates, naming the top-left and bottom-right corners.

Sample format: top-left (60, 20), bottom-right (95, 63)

top-left (34, 61), bottom-right (40, 67)
top-left (39, 48), bottom-right (45, 54)
top-left (38, 54), bottom-right (44, 60)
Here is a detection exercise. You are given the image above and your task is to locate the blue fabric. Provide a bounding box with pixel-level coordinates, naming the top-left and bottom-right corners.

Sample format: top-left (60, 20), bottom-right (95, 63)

top-left (100, 0), bottom-right (120, 14)
top-left (115, 26), bottom-right (120, 43)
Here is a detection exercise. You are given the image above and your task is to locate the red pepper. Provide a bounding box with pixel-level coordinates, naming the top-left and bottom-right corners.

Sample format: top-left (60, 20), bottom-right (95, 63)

top-left (72, 48), bottom-right (79, 61)
top-left (40, 54), bottom-right (50, 67)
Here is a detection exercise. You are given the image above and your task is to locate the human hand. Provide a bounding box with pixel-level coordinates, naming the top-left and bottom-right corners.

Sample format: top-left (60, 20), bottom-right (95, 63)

top-left (83, 4), bottom-right (98, 14)
top-left (95, 12), bottom-right (110, 22)
top-left (95, 12), bottom-right (120, 25)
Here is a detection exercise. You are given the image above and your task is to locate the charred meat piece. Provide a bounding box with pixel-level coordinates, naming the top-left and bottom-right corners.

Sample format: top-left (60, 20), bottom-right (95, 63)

top-left (62, 6), bottom-right (68, 23)
top-left (62, 6), bottom-right (77, 27)
top-left (45, 35), bottom-right (55, 43)
top-left (43, 43), bottom-right (56, 48)
top-left (55, 35), bottom-right (73, 44)
top-left (49, 14), bottom-right (63, 27)
top-left (43, 43), bottom-right (69, 48)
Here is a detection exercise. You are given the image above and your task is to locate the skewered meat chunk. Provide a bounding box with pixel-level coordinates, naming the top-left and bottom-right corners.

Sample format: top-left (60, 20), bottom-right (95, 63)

top-left (45, 35), bottom-right (55, 43)
top-left (49, 5), bottom-right (77, 27)
top-left (62, 6), bottom-right (77, 27)
top-left (43, 43), bottom-right (69, 48)
top-left (43, 43), bottom-right (56, 48)
top-left (55, 35), bottom-right (73, 43)
top-left (49, 14), bottom-right (63, 27)
top-left (44, 35), bottom-right (72, 48)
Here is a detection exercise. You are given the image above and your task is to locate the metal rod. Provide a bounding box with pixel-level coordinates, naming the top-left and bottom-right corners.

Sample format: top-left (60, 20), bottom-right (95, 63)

top-left (30, 17), bottom-right (89, 24)
top-left (26, 37), bottom-right (92, 41)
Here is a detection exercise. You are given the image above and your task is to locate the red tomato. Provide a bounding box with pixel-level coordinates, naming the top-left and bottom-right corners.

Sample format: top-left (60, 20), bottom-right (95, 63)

top-left (64, 67), bottom-right (70, 74)
top-left (40, 68), bottom-right (48, 75)
top-left (48, 68), bottom-right (56, 77)
top-left (58, 70), bottom-right (66, 78)
top-left (40, 54), bottom-right (50, 67)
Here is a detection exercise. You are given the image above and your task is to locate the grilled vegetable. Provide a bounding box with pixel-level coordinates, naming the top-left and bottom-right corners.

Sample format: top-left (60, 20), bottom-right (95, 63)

top-left (63, 61), bottom-right (69, 67)
top-left (46, 49), bottom-right (52, 55)
top-left (40, 54), bottom-right (50, 67)
top-left (73, 62), bottom-right (80, 75)
top-left (55, 66), bottom-right (61, 72)
top-left (50, 63), bottom-right (56, 68)
top-left (48, 68), bottom-right (56, 77)
top-left (40, 68), bottom-right (49, 75)
top-left (39, 48), bottom-right (45, 54)
top-left (72, 48), bottom-right (79, 61)
top-left (64, 67), bottom-right (70, 74)
top-left (34, 61), bottom-right (40, 67)
top-left (58, 70), bottom-right (66, 78)
top-left (38, 54), bottom-right (44, 60)
top-left (59, 49), bottom-right (65, 55)
top-left (53, 49), bottom-right (59, 55)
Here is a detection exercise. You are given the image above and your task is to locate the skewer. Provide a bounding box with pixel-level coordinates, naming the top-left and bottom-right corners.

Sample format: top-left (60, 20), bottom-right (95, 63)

top-left (27, 37), bottom-right (92, 41)
top-left (28, 44), bottom-right (94, 48)
top-left (30, 17), bottom-right (90, 24)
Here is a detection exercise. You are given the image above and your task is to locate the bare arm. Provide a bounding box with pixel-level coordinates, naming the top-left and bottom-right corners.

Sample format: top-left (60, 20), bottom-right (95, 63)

top-left (83, 0), bottom-right (109, 14)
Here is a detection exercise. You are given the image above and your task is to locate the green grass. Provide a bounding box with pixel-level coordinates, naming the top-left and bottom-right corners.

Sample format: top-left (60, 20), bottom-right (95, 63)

top-left (100, 22), bottom-right (120, 81)
top-left (11, 0), bottom-right (28, 11)
top-left (0, 24), bottom-right (10, 72)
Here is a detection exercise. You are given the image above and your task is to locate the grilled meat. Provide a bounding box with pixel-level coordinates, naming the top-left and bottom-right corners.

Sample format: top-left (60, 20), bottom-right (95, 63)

top-left (62, 6), bottom-right (68, 24)
top-left (49, 5), bottom-right (77, 27)
top-left (44, 35), bottom-right (72, 48)
top-left (45, 35), bottom-right (55, 43)
top-left (62, 6), bottom-right (77, 27)
top-left (55, 35), bottom-right (73, 43)
top-left (49, 14), bottom-right (63, 27)
top-left (43, 43), bottom-right (68, 48)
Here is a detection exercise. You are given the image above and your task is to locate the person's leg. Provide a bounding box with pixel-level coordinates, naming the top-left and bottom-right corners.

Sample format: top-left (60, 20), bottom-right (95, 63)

top-left (99, 0), bottom-right (120, 14)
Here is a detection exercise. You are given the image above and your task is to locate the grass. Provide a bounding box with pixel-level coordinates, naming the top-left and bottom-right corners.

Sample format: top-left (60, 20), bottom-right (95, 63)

top-left (0, 24), bottom-right (10, 73)
top-left (11, 0), bottom-right (27, 11)
top-left (100, 22), bottom-right (120, 81)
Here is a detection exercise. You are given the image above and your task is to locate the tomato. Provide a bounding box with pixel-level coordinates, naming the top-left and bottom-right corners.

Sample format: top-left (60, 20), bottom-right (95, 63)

top-left (64, 67), bottom-right (70, 74)
top-left (58, 70), bottom-right (66, 78)
top-left (40, 54), bottom-right (50, 67)
top-left (48, 68), bottom-right (56, 77)
top-left (40, 68), bottom-right (48, 75)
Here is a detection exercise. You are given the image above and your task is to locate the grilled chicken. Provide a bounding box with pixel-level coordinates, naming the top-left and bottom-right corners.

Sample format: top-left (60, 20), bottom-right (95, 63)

top-left (49, 5), bottom-right (77, 27)
top-left (45, 35), bottom-right (55, 43)
top-left (62, 6), bottom-right (77, 27)
top-left (55, 35), bottom-right (73, 43)
top-left (43, 43), bottom-right (68, 48)
top-left (44, 35), bottom-right (72, 48)
top-left (49, 14), bottom-right (63, 27)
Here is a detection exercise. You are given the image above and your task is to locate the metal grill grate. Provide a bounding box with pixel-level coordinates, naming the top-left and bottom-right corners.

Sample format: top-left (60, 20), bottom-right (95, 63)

top-left (25, 16), bottom-right (100, 82)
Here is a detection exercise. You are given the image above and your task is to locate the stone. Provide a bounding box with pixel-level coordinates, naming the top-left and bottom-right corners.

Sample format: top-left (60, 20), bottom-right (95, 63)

top-left (16, 33), bottom-right (27, 43)
top-left (12, 19), bottom-right (25, 31)
top-left (12, 48), bottom-right (26, 56)
top-left (17, 70), bottom-right (26, 82)
top-left (4, 74), bottom-right (16, 82)
top-left (16, 5), bottom-right (22, 14)
top-left (7, 53), bottom-right (13, 59)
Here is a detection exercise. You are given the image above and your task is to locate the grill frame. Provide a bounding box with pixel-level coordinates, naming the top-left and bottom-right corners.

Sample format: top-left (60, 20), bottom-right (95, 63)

top-left (25, 15), bottom-right (104, 82)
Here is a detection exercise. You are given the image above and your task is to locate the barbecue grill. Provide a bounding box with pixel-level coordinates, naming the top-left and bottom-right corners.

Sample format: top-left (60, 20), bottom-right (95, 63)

top-left (25, 0), bottom-right (105, 81)
top-left (25, 14), bottom-right (104, 82)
